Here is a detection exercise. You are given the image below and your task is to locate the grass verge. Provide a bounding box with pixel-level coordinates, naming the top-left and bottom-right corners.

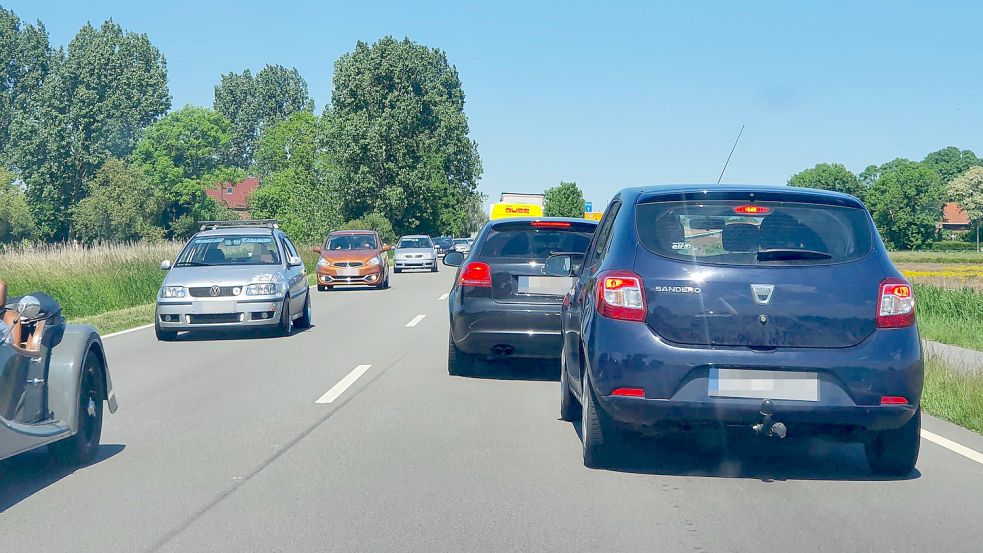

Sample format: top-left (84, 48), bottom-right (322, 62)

top-left (922, 357), bottom-right (983, 435)
top-left (74, 303), bottom-right (157, 335)
top-left (914, 284), bottom-right (983, 351)
top-left (889, 251), bottom-right (983, 264)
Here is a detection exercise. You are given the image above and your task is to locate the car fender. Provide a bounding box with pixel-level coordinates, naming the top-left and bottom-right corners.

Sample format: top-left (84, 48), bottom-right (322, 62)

top-left (47, 324), bottom-right (117, 433)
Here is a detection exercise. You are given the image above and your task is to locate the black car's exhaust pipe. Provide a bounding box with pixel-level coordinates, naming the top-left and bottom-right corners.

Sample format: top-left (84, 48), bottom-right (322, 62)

top-left (752, 399), bottom-right (787, 439)
top-left (491, 345), bottom-right (514, 357)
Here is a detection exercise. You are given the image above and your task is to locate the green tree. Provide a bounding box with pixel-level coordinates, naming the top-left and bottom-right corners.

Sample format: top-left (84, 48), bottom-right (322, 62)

top-left (787, 163), bottom-right (864, 199)
top-left (923, 147), bottom-right (982, 186)
top-left (71, 157), bottom-right (166, 242)
top-left (948, 166), bottom-right (983, 250)
top-left (327, 36), bottom-right (482, 236)
top-left (866, 161), bottom-right (944, 250)
top-left (214, 64), bottom-right (314, 168)
top-left (338, 212), bottom-right (396, 245)
top-left (0, 6), bottom-right (51, 159)
top-left (0, 169), bottom-right (37, 243)
top-left (544, 181), bottom-right (586, 218)
top-left (8, 20), bottom-right (170, 239)
top-left (130, 105), bottom-right (236, 235)
top-left (250, 112), bottom-right (341, 244)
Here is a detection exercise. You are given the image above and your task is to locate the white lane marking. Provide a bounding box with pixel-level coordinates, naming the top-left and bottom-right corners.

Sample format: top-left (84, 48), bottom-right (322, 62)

top-left (921, 429), bottom-right (983, 466)
top-left (405, 314), bottom-right (426, 327)
top-left (315, 364), bottom-right (372, 404)
top-left (438, 293), bottom-right (449, 300)
top-left (102, 323), bottom-right (154, 339)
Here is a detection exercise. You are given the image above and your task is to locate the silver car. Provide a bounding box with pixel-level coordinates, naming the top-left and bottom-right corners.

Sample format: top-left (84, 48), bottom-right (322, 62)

top-left (155, 220), bottom-right (312, 340)
top-left (393, 235), bottom-right (438, 273)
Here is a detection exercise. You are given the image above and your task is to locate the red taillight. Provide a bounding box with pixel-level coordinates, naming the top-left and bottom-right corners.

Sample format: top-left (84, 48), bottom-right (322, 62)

top-left (876, 277), bottom-right (915, 328)
top-left (531, 221), bottom-right (572, 228)
top-left (459, 262), bottom-right (492, 288)
top-left (734, 204), bottom-right (770, 215)
top-left (880, 396), bottom-right (909, 405)
top-left (596, 270), bottom-right (646, 322)
top-left (611, 387), bottom-right (645, 397)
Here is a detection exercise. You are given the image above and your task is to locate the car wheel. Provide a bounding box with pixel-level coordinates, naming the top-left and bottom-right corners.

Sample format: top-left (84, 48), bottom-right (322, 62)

top-left (275, 297), bottom-right (291, 337)
top-left (295, 292), bottom-right (312, 329)
top-left (431, 263), bottom-right (438, 273)
top-left (154, 318), bottom-right (177, 341)
top-left (50, 351), bottom-right (103, 466)
top-left (559, 352), bottom-right (581, 422)
top-left (447, 330), bottom-right (474, 376)
top-left (317, 285), bottom-right (328, 292)
top-left (865, 407), bottom-right (921, 476)
top-left (582, 373), bottom-right (624, 469)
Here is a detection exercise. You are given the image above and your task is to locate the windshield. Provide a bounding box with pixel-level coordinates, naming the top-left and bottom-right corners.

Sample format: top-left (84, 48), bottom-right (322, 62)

top-left (397, 237), bottom-right (433, 249)
top-left (327, 234), bottom-right (377, 250)
top-left (175, 235), bottom-right (281, 266)
top-left (636, 200), bottom-right (873, 265)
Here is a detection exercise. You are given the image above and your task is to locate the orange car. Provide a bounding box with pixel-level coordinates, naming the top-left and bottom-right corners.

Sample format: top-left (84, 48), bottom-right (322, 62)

top-left (313, 230), bottom-right (392, 291)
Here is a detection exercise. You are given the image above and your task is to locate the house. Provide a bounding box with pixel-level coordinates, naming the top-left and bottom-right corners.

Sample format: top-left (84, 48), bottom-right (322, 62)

top-left (206, 177), bottom-right (260, 218)
top-left (937, 202), bottom-right (971, 231)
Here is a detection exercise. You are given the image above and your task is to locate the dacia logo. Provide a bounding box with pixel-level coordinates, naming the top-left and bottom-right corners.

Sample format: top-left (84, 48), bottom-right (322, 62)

top-left (654, 285), bottom-right (702, 294)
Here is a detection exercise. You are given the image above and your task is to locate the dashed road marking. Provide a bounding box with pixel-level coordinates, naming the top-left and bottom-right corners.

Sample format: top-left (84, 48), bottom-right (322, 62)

top-left (438, 293), bottom-right (449, 300)
top-left (315, 365), bottom-right (372, 404)
top-left (405, 314), bottom-right (426, 327)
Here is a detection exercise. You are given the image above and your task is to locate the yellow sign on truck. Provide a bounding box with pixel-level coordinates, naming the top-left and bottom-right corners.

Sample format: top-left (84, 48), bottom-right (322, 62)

top-left (490, 202), bottom-right (544, 220)
top-left (584, 212), bottom-right (603, 221)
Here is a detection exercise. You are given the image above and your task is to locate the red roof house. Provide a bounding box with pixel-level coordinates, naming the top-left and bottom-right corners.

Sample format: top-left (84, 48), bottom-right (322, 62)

top-left (938, 202), bottom-right (971, 230)
top-left (207, 177), bottom-right (260, 218)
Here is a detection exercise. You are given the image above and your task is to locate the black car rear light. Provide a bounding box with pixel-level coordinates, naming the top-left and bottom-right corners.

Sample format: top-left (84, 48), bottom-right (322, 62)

top-left (459, 262), bottom-right (492, 288)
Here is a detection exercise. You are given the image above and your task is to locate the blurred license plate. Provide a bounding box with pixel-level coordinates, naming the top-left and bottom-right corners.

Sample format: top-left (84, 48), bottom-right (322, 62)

top-left (338, 268), bottom-right (360, 276)
top-left (192, 301), bottom-right (236, 315)
top-left (709, 369), bottom-right (818, 402)
top-left (518, 276), bottom-right (573, 296)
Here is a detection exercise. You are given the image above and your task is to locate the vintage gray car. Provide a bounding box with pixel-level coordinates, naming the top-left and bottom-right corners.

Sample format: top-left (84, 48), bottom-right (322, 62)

top-left (155, 220), bottom-right (312, 340)
top-left (0, 281), bottom-right (118, 465)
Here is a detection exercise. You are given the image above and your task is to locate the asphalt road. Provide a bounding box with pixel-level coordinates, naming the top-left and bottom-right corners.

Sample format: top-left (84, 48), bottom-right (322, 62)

top-left (2, 269), bottom-right (983, 553)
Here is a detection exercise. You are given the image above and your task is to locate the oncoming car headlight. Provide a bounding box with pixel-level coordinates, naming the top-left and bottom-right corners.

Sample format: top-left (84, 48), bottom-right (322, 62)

top-left (160, 286), bottom-right (186, 299)
top-left (367, 256), bottom-right (382, 266)
top-left (316, 258), bottom-right (330, 268)
top-left (246, 283), bottom-right (280, 296)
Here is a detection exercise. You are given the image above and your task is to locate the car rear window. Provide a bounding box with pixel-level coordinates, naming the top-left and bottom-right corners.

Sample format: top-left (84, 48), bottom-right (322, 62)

top-left (635, 200), bottom-right (873, 265)
top-left (479, 222), bottom-right (595, 260)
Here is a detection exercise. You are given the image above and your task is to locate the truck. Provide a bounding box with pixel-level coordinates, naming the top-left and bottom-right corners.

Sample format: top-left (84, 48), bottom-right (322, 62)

top-left (489, 192), bottom-right (546, 220)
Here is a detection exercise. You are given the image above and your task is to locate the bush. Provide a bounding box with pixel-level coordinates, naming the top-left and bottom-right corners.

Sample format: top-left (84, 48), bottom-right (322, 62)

top-left (930, 241), bottom-right (977, 252)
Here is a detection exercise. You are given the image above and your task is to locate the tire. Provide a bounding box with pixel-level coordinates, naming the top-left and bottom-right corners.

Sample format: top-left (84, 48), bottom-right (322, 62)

top-left (275, 297), bottom-right (291, 337)
top-left (294, 292), bottom-right (312, 329)
top-left (447, 330), bottom-right (475, 376)
top-left (431, 263), bottom-right (438, 273)
top-left (559, 352), bottom-right (581, 422)
top-left (50, 352), bottom-right (104, 466)
top-left (394, 268), bottom-right (402, 274)
top-left (154, 317), bottom-right (177, 341)
top-left (582, 373), bottom-right (624, 469)
top-left (865, 408), bottom-right (921, 476)
top-left (317, 285), bottom-right (328, 292)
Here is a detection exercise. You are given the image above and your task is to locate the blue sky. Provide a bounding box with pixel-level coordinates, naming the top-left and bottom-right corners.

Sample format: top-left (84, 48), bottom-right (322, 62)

top-left (6, 0), bottom-right (982, 208)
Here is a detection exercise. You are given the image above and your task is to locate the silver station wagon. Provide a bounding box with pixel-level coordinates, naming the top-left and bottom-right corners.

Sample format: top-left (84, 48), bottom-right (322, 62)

top-left (155, 220), bottom-right (312, 340)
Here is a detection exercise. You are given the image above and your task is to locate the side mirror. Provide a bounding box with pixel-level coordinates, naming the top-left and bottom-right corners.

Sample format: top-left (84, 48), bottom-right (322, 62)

top-left (288, 256), bottom-right (304, 267)
top-left (382, 245), bottom-right (392, 252)
top-left (443, 252), bottom-right (465, 267)
top-left (543, 255), bottom-right (573, 277)
top-left (312, 246), bottom-right (322, 254)
top-left (160, 260), bottom-right (172, 271)
top-left (16, 295), bottom-right (42, 320)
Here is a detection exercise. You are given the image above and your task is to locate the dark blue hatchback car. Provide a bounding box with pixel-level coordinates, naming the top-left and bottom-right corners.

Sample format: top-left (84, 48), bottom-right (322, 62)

top-left (546, 185), bottom-right (923, 474)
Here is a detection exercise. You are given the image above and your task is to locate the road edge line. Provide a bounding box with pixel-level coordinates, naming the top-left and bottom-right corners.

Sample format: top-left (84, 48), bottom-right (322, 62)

top-left (102, 323), bottom-right (155, 339)
top-left (921, 429), bottom-right (983, 465)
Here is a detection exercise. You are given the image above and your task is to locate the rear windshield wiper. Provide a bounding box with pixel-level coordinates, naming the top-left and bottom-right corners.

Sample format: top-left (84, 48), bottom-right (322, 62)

top-left (756, 249), bottom-right (832, 261)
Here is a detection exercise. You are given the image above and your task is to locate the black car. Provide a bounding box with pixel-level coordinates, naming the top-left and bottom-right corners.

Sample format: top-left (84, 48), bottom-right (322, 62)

top-left (443, 217), bottom-right (598, 375)
top-left (434, 236), bottom-right (455, 256)
top-left (546, 185), bottom-right (923, 474)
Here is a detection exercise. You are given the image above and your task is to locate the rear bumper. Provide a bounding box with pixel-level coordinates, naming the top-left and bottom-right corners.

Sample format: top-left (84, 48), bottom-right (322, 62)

top-left (451, 297), bottom-right (562, 358)
top-left (584, 317), bottom-right (924, 432)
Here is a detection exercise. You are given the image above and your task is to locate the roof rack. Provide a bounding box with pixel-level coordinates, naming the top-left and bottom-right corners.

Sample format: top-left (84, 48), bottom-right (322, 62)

top-left (198, 219), bottom-right (279, 232)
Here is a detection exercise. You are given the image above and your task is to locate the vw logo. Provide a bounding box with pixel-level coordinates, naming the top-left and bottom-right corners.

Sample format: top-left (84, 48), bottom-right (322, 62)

top-left (209, 285), bottom-right (221, 297)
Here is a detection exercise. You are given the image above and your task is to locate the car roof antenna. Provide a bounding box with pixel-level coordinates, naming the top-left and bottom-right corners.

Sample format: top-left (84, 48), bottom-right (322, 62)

top-left (716, 124), bottom-right (745, 185)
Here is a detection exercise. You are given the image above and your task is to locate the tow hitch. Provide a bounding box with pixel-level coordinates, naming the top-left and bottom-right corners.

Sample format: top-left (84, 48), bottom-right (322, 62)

top-left (752, 399), bottom-right (787, 439)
